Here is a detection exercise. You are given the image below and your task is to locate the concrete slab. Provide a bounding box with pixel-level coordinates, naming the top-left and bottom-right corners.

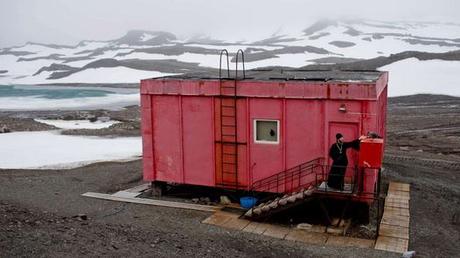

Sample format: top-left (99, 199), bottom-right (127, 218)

top-left (285, 230), bottom-right (328, 245)
top-left (326, 236), bottom-right (375, 249)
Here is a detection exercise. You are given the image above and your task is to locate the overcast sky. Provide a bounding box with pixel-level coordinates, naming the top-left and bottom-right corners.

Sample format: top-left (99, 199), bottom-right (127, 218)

top-left (0, 0), bottom-right (459, 48)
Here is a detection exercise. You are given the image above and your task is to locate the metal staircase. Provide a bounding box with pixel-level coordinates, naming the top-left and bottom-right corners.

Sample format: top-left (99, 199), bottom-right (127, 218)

top-left (245, 157), bottom-right (326, 220)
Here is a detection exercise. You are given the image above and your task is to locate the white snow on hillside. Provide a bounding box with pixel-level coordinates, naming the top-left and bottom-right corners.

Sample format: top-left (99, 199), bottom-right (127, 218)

top-left (53, 67), bottom-right (174, 84)
top-left (0, 131), bottom-right (141, 169)
top-left (3, 67), bottom-right (176, 85)
top-left (247, 54), bottom-right (316, 69)
top-left (282, 24), bottom-right (459, 59)
top-left (1, 55), bottom-right (53, 78)
top-left (140, 33), bottom-right (155, 42)
top-left (0, 93), bottom-right (140, 110)
top-left (380, 58), bottom-right (460, 97)
top-left (35, 119), bottom-right (120, 129)
top-left (0, 20), bottom-right (460, 97)
top-left (118, 52), bottom-right (176, 60)
top-left (183, 44), bottom-right (284, 52)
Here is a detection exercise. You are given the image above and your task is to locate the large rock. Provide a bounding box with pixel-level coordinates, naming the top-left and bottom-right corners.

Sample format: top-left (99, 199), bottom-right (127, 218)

top-left (0, 125), bottom-right (11, 133)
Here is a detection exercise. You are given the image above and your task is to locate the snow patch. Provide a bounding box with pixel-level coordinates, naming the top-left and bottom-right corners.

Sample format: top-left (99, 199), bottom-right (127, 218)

top-left (0, 131), bottom-right (141, 169)
top-left (380, 58), bottom-right (460, 97)
top-left (50, 67), bottom-right (175, 84)
top-left (0, 67), bottom-right (177, 84)
top-left (0, 93), bottom-right (140, 111)
top-left (35, 119), bottom-right (120, 129)
top-left (140, 33), bottom-right (155, 42)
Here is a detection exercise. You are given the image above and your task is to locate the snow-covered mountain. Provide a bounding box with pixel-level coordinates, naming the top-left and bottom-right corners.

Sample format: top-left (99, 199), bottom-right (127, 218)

top-left (1, 19), bottom-right (460, 96)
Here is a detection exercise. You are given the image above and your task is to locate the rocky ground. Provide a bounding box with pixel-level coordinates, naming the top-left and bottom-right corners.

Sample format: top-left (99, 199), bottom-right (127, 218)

top-left (0, 161), bottom-right (396, 258)
top-left (0, 105), bottom-right (140, 137)
top-left (0, 94), bottom-right (459, 257)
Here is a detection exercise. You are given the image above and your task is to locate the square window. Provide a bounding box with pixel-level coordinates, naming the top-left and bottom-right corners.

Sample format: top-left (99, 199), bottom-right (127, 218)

top-left (254, 119), bottom-right (279, 144)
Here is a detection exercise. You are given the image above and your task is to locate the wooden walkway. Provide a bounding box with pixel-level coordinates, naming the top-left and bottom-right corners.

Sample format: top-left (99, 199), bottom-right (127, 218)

top-left (374, 182), bottom-right (411, 253)
top-left (83, 181), bottom-right (410, 253)
top-left (202, 210), bottom-right (375, 249)
top-left (203, 181), bottom-right (411, 253)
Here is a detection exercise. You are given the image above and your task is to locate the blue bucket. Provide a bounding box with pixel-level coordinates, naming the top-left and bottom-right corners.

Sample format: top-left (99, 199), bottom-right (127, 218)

top-left (240, 196), bottom-right (258, 209)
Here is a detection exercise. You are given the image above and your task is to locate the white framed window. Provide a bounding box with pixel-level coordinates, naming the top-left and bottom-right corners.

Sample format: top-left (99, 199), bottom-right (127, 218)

top-left (254, 119), bottom-right (280, 144)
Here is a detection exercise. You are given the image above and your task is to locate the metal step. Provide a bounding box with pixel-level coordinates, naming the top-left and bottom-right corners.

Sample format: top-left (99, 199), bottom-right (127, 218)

top-left (245, 185), bottom-right (316, 219)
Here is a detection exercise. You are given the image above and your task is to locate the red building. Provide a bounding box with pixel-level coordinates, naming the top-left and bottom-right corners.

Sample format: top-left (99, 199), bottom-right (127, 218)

top-left (140, 69), bottom-right (387, 202)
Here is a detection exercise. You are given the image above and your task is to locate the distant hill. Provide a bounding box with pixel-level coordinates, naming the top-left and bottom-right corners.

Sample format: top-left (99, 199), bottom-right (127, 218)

top-left (1, 19), bottom-right (460, 86)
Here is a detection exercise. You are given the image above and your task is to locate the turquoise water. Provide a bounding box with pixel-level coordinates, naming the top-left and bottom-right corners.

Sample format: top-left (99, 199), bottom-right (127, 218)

top-left (0, 85), bottom-right (113, 99)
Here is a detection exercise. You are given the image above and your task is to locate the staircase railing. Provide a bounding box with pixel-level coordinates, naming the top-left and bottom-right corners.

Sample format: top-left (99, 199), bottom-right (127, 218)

top-left (250, 157), bottom-right (325, 194)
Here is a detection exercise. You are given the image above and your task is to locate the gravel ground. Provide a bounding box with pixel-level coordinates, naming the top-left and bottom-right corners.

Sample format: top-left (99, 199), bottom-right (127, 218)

top-left (382, 94), bottom-right (460, 258)
top-left (0, 105), bottom-right (140, 137)
top-left (0, 161), bottom-right (396, 258)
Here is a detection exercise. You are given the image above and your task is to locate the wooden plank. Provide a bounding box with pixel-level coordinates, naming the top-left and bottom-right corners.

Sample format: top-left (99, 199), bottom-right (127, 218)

top-left (326, 236), bottom-right (375, 249)
top-left (382, 212), bottom-right (410, 223)
top-left (243, 221), bottom-right (270, 234)
top-left (82, 192), bottom-right (220, 212)
top-left (375, 181), bottom-right (411, 254)
top-left (387, 190), bottom-right (410, 197)
top-left (202, 211), bottom-right (240, 226)
top-left (111, 191), bottom-right (142, 198)
top-left (375, 236), bottom-right (408, 253)
top-left (387, 191), bottom-right (410, 200)
top-left (388, 182), bottom-right (410, 192)
top-left (381, 215), bottom-right (410, 228)
top-left (384, 207), bottom-right (410, 217)
top-left (385, 197), bottom-right (409, 205)
top-left (326, 226), bottom-right (344, 235)
top-left (379, 224), bottom-right (409, 239)
top-left (330, 217), bottom-right (350, 228)
top-left (385, 200), bottom-right (410, 209)
top-left (124, 183), bottom-right (150, 193)
top-left (202, 213), bottom-right (233, 226)
top-left (386, 196), bottom-right (411, 203)
top-left (382, 211), bottom-right (410, 221)
top-left (309, 225), bottom-right (327, 233)
top-left (285, 230), bottom-right (328, 244)
top-left (213, 211), bottom-right (240, 219)
top-left (262, 224), bottom-right (290, 239)
top-left (221, 217), bottom-right (251, 230)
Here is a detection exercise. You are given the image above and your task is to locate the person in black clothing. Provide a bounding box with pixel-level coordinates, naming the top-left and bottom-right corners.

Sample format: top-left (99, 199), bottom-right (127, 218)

top-left (327, 133), bottom-right (366, 190)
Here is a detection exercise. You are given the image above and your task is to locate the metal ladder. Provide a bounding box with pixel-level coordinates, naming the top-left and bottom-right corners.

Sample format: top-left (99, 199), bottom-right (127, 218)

top-left (217, 49), bottom-right (245, 187)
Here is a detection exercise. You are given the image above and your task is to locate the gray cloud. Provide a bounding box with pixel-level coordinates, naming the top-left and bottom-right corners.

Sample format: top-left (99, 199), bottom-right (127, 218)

top-left (0, 0), bottom-right (459, 48)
